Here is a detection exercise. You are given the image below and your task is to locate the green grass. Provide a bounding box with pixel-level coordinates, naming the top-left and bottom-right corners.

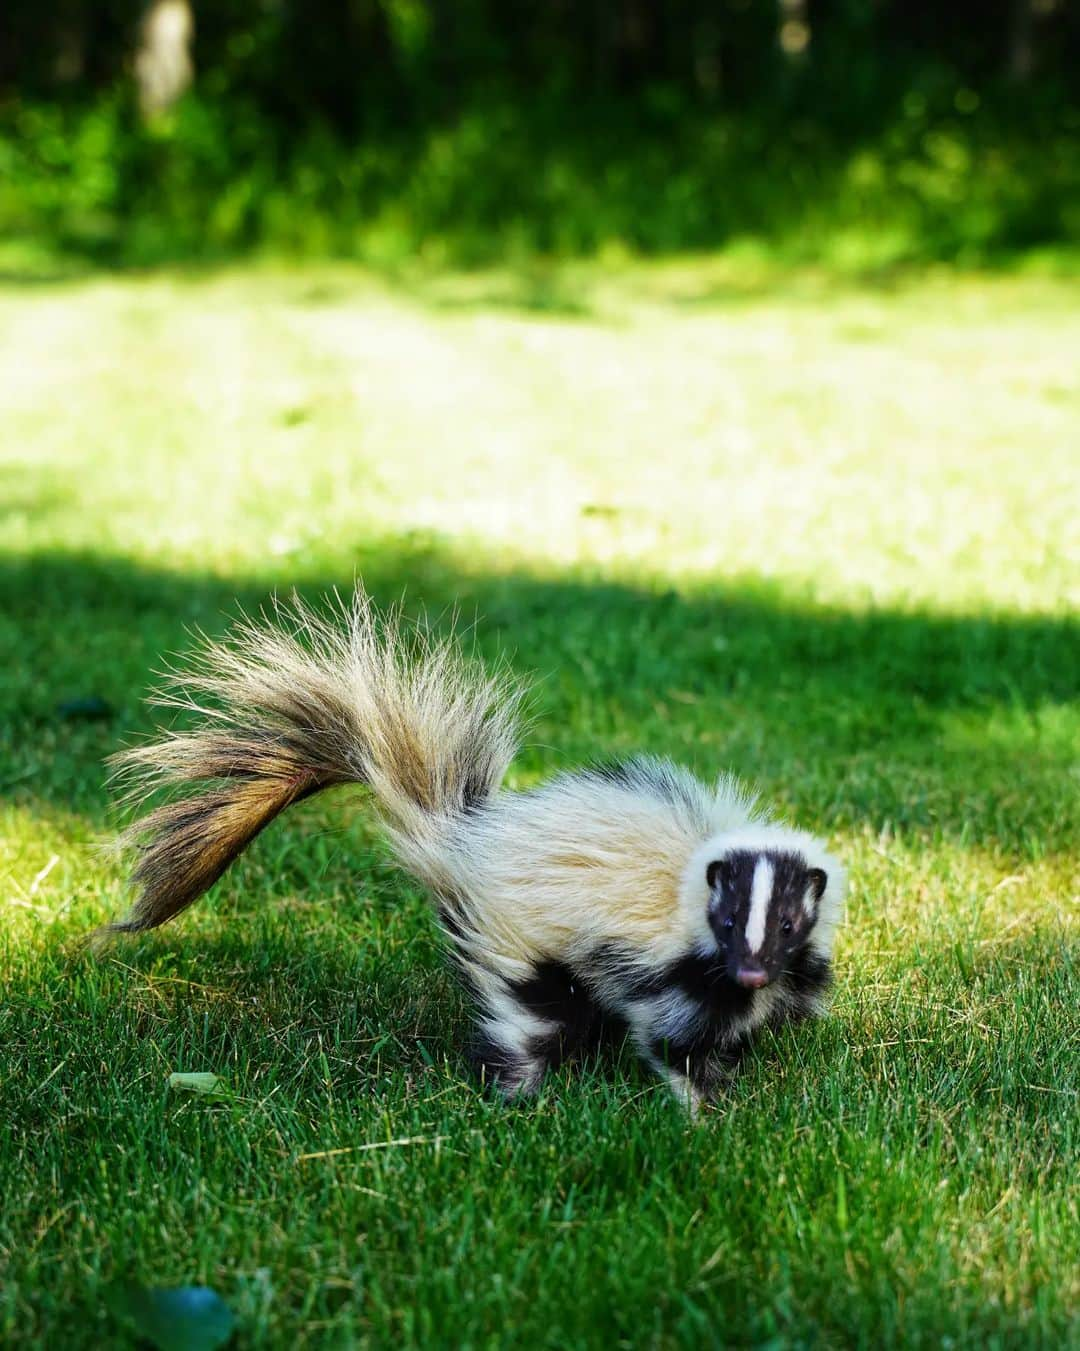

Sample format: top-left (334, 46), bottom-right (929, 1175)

top-left (1, 257), bottom-right (1078, 1349)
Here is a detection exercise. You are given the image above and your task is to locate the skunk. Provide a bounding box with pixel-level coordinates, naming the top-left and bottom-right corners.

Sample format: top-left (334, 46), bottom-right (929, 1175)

top-left (106, 591), bottom-right (845, 1108)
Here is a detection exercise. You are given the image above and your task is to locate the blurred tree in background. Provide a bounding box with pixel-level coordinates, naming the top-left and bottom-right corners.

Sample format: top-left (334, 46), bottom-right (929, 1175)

top-left (1, 0), bottom-right (1077, 268)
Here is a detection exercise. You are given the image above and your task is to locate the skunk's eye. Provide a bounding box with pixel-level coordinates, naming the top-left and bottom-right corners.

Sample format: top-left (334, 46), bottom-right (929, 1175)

top-left (723, 915), bottom-right (735, 930)
top-left (781, 918), bottom-right (793, 935)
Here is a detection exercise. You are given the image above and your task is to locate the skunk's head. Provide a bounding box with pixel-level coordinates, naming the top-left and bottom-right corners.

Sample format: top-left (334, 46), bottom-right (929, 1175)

top-left (705, 849), bottom-right (829, 989)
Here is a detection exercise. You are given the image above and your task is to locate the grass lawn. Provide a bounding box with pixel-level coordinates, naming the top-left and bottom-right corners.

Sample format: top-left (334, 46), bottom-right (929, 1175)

top-left (1, 257), bottom-right (1078, 1349)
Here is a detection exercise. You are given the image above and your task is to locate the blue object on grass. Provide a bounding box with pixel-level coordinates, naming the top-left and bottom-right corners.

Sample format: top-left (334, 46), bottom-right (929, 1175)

top-left (107, 1282), bottom-right (236, 1351)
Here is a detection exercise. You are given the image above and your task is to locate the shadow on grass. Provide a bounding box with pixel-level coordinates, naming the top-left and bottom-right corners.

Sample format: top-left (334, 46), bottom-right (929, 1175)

top-left (3, 540), bottom-right (1075, 1351)
top-left (3, 543), bottom-right (1076, 853)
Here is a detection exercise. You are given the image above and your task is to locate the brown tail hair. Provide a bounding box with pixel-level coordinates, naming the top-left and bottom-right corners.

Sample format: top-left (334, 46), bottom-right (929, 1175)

top-left (106, 590), bottom-right (526, 933)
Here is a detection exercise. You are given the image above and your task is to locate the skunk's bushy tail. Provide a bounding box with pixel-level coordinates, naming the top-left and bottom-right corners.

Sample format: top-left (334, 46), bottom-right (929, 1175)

top-left (106, 591), bottom-right (526, 932)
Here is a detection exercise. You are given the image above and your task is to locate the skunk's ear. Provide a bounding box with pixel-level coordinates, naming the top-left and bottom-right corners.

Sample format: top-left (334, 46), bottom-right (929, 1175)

top-left (806, 868), bottom-right (828, 903)
top-left (706, 857), bottom-right (730, 890)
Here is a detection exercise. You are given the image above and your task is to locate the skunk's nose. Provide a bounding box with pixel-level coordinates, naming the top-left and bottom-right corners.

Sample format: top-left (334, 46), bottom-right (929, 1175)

top-left (735, 965), bottom-right (769, 989)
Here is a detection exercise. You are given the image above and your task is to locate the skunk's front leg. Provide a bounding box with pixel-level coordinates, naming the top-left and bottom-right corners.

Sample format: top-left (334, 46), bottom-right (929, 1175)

top-left (643, 1036), bottom-right (745, 1111)
top-left (627, 998), bottom-right (748, 1110)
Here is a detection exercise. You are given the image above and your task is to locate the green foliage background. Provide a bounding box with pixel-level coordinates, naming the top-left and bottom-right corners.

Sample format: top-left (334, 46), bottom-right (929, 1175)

top-left (2, 0), bottom-right (1078, 268)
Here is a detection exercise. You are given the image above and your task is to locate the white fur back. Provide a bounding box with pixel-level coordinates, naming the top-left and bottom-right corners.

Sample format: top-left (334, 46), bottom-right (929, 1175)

top-left (388, 759), bottom-right (845, 985)
top-left (391, 759), bottom-right (776, 977)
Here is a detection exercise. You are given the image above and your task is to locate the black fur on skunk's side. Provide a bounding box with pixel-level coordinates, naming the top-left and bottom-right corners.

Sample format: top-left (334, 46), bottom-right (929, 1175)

top-left (106, 590), bottom-right (846, 1109)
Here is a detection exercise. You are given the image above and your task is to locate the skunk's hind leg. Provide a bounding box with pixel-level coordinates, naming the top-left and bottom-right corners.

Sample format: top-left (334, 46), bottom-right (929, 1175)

top-left (467, 961), bottom-right (601, 1099)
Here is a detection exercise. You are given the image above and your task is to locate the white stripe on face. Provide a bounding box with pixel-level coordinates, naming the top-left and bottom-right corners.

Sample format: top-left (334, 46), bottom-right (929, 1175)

top-left (744, 857), bottom-right (774, 955)
top-left (802, 884), bottom-right (818, 918)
